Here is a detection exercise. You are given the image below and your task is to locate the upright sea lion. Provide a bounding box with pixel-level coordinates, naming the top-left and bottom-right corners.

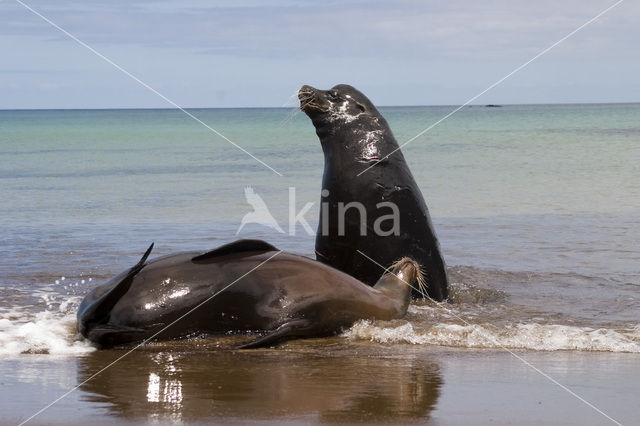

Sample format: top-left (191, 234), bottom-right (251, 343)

top-left (77, 239), bottom-right (423, 348)
top-left (299, 84), bottom-right (449, 301)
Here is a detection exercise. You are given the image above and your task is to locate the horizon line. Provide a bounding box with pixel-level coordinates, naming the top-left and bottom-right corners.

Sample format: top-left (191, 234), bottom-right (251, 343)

top-left (1, 100), bottom-right (639, 112)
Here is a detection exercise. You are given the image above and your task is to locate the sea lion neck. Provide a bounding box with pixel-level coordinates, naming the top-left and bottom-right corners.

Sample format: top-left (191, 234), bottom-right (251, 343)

top-left (315, 114), bottom-right (395, 166)
top-left (372, 273), bottom-right (411, 316)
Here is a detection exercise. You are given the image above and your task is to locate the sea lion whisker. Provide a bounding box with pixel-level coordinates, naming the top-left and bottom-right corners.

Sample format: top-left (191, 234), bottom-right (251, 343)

top-left (415, 265), bottom-right (429, 298)
top-left (281, 89), bottom-right (303, 107)
top-left (300, 100), bottom-right (324, 112)
top-left (280, 106), bottom-right (302, 125)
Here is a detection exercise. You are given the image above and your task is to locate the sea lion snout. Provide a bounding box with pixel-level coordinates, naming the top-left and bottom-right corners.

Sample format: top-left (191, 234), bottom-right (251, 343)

top-left (389, 257), bottom-right (428, 297)
top-left (298, 85), bottom-right (325, 113)
top-left (298, 85), bottom-right (316, 103)
top-left (390, 257), bottom-right (420, 283)
top-left (299, 85), bottom-right (315, 95)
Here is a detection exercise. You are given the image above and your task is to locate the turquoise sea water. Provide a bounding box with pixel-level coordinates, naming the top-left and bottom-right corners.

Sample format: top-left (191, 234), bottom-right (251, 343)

top-left (0, 104), bottom-right (639, 355)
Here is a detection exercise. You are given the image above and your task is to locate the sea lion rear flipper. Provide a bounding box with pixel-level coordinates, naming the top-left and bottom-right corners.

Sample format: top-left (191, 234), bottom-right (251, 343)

top-left (237, 319), bottom-right (312, 349)
top-left (87, 322), bottom-right (163, 348)
top-left (78, 243), bottom-right (154, 337)
top-left (192, 239), bottom-right (278, 262)
top-left (87, 324), bottom-right (147, 342)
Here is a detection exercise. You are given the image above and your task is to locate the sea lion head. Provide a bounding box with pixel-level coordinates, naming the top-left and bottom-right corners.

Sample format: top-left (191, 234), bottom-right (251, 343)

top-left (298, 84), bottom-right (376, 121)
top-left (373, 257), bottom-right (426, 311)
top-left (299, 84), bottom-right (392, 162)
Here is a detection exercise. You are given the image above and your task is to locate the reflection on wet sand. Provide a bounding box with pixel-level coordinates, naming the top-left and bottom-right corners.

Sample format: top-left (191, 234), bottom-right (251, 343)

top-left (77, 339), bottom-right (442, 423)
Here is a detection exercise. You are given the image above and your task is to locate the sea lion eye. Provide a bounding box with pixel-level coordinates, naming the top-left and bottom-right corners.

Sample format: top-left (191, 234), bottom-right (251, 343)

top-left (327, 91), bottom-right (339, 100)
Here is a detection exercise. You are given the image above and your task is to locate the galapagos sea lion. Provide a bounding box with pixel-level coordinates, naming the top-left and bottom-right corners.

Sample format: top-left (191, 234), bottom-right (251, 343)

top-left (299, 84), bottom-right (449, 301)
top-left (77, 239), bottom-right (423, 348)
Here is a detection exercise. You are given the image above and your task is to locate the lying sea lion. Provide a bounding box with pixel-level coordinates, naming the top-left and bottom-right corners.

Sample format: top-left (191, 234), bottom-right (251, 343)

top-left (77, 239), bottom-right (423, 348)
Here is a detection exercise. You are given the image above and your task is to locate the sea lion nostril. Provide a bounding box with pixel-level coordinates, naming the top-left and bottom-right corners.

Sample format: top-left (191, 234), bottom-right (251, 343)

top-left (298, 85), bottom-right (316, 99)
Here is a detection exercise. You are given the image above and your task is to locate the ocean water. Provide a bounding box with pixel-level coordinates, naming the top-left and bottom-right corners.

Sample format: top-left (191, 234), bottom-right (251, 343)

top-left (0, 104), bottom-right (639, 357)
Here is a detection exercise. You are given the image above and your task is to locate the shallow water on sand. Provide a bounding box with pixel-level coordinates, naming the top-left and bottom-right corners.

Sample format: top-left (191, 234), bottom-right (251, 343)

top-left (3, 342), bottom-right (639, 425)
top-left (1, 104), bottom-right (639, 423)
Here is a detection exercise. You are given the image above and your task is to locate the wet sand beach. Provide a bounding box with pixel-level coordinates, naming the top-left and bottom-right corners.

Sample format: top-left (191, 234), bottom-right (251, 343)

top-left (3, 338), bottom-right (638, 425)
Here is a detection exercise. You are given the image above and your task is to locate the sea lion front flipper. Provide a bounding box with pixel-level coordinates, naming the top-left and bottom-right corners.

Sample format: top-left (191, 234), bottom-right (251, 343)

top-left (192, 239), bottom-right (278, 262)
top-left (237, 319), bottom-right (312, 349)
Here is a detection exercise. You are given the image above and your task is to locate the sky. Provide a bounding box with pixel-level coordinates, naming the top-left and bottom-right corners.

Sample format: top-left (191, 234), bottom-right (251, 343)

top-left (1, 0), bottom-right (638, 109)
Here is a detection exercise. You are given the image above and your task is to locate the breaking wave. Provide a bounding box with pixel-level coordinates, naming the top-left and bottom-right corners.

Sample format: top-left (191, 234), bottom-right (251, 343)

top-left (0, 296), bottom-right (95, 356)
top-left (344, 320), bottom-right (640, 353)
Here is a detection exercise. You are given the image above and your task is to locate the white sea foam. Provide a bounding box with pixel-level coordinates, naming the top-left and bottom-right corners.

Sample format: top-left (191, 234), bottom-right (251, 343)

top-left (344, 320), bottom-right (640, 353)
top-left (0, 297), bottom-right (95, 356)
